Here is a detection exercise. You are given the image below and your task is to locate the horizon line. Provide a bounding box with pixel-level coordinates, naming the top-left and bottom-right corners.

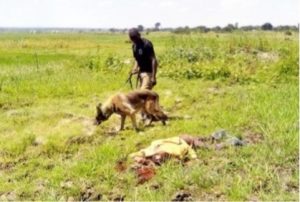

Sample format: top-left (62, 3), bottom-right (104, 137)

top-left (0, 23), bottom-right (299, 30)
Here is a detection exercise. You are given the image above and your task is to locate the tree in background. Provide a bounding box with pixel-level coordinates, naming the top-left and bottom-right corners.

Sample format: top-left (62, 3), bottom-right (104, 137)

top-left (194, 26), bottom-right (209, 33)
top-left (211, 26), bottom-right (222, 32)
top-left (261, 23), bottom-right (273, 30)
top-left (137, 25), bottom-right (144, 32)
top-left (223, 24), bottom-right (236, 32)
top-left (235, 22), bottom-right (239, 29)
top-left (109, 28), bottom-right (116, 33)
top-left (155, 22), bottom-right (161, 31)
top-left (173, 26), bottom-right (191, 34)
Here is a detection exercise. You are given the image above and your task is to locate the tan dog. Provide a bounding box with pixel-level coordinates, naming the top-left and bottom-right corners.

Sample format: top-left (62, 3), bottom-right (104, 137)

top-left (95, 90), bottom-right (168, 131)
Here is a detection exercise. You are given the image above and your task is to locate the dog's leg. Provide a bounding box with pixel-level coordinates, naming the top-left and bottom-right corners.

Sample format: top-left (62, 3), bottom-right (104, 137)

top-left (145, 99), bottom-right (166, 125)
top-left (119, 115), bottom-right (126, 131)
top-left (151, 99), bottom-right (168, 125)
top-left (144, 99), bottom-right (155, 121)
top-left (141, 109), bottom-right (148, 123)
top-left (130, 114), bottom-right (139, 132)
top-left (153, 97), bottom-right (168, 125)
top-left (147, 116), bottom-right (154, 126)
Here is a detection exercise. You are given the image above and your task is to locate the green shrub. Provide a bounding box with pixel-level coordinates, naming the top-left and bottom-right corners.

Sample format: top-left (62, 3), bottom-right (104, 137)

top-left (75, 54), bottom-right (125, 72)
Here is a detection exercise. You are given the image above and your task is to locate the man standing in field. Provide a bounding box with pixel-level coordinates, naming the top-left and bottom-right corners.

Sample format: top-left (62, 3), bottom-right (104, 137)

top-left (128, 28), bottom-right (158, 90)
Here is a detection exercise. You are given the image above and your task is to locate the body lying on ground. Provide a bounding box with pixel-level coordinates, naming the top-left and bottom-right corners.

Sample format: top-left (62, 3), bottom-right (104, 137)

top-left (129, 136), bottom-right (198, 164)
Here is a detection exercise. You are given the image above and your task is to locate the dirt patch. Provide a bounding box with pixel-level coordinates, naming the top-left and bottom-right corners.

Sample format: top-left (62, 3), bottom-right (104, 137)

top-left (62, 112), bottom-right (75, 118)
top-left (0, 161), bottom-right (15, 170)
top-left (60, 180), bottom-right (74, 189)
top-left (164, 90), bottom-right (173, 97)
top-left (33, 136), bottom-right (45, 146)
top-left (1, 101), bottom-right (33, 111)
top-left (206, 86), bottom-right (225, 96)
top-left (6, 109), bottom-right (31, 117)
top-left (195, 191), bottom-right (226, 201)
top-left (285, 181), bottom-right (298, 192)
top-left (0, 157), bottom-right (27, 171)
top-left (0, 191), bottom-right (17, 201)
top-left (257, 52), bottom-right (279, 62)
top-left (244, 130), bottom-right (264, 144)
top-left (79, 103), bottom-right (90, 108)
top-left (115, 159), bottom-right (127, 173)
top-left (66, 135), bottom-right (95, 145)
top-left (56, 116), bottom-right (96, 136)
top-left (171, 191), bottom-right (193, 201)
top-left (150, 182), bottom-right (162, 190)
top-left (107, 193), bottom-right (125, 201)
top-left (34, 179), bottom-right (49, 194)
top-left (113, 195), bottom-right (125, 201)
top-left (80, 185), bottom-right (102, 201)
top-left (80, 118), bottom-right (96, 136)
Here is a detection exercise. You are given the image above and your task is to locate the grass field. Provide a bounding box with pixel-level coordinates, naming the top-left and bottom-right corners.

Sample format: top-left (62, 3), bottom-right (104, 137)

top-left (0, 31), bottom-right (298, 201)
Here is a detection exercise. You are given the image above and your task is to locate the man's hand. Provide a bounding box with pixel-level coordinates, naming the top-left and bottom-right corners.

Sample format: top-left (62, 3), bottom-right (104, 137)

top-left (131, 68), bottom-right (139, 75)
top-left (151, 77), bottom-right (156, 86)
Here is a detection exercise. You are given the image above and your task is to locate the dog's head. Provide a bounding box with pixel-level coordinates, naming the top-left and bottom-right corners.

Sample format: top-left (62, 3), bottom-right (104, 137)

top-left (94, 103), bottom-right (108, 125)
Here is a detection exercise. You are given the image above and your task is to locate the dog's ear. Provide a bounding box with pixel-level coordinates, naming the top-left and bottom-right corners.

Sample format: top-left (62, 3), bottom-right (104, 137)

top-left (96, 103), bottom-right (102, 113)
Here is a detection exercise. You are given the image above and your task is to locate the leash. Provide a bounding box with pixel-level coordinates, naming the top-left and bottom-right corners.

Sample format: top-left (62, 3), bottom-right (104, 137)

top-left (125, 71), bottom-right (140, 90)
top-left (125, 72), bottom-right (134, 89)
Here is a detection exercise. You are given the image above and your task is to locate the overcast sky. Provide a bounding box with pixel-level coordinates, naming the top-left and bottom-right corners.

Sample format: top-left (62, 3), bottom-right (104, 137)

top-left (0, 0), bottom-right (299, 28)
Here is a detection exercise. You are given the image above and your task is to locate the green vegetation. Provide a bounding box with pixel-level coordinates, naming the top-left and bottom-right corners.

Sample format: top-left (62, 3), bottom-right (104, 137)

top-left (0, 31), bottom-right (298, 200)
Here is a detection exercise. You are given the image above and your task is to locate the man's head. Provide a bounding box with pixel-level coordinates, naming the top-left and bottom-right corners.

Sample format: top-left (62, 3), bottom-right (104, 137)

top-left (128, 28), bottom-right (141, 44)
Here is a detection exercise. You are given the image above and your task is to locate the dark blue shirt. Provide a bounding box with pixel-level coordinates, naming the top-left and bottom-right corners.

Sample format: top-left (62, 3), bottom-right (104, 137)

top-left (132, 38), bottom-right (155, 73)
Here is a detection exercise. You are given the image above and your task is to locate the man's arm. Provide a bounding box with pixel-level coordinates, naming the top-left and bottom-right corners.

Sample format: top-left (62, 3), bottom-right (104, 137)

top-left (151, 56), bottom-right (158, 86)
top-left (147, 41), bottom-right (157, 86)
